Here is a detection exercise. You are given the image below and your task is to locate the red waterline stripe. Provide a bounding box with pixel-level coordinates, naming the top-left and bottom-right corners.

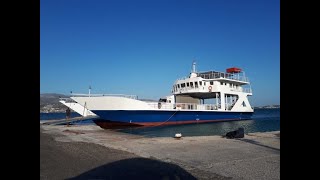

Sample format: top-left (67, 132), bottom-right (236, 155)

top-left (94, 118), bottom-right (244, 129)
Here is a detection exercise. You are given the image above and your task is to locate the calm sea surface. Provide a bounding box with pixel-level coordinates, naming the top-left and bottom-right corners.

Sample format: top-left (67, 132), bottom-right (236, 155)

top-left (40, 108), bottom-right (279, 137)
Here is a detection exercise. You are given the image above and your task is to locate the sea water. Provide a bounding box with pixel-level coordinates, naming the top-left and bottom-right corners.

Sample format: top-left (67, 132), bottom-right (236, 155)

top-left (40, 112), bottom-right (93, 124)
top-left (40, 108), bottom-right (280, 137)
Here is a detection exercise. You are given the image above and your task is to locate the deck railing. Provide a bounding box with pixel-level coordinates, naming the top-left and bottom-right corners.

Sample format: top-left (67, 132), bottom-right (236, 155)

top-left (230, 88), bottom-right (252, 93)
top-left (174, 86), bottom-right (252, 93)
top-left (147, 102), bottom-right (222, 110)
top-left (70, 93), bottom-right (138, 99)
top-left (176, 72), bottom-right (249, 83)
top-left (197, 72), bottom-right (249, 82)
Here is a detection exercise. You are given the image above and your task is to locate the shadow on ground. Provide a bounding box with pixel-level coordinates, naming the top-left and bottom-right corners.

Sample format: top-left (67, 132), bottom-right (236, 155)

top-left (236, 138), bottom-right (280, 151)
top-left (68, 157), bottom-right (197, 180)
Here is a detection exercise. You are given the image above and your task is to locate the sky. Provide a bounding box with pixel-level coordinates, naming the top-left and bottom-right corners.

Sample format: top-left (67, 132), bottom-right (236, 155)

top-left (40, 0), bottom-right (280, 107)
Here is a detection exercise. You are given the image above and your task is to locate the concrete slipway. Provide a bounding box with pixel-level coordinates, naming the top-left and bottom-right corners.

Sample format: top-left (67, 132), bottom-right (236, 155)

top-left (41, 124), bottom-right (280, 180)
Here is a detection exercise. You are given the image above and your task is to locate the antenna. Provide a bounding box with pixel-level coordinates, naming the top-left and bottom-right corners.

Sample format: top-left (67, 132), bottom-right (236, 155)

top-left (191, 60), bottom-right (196, 73)
top-left (189, 58), bottom-right (198, 78)
top-left (89, 86), bottom-right (91, 97)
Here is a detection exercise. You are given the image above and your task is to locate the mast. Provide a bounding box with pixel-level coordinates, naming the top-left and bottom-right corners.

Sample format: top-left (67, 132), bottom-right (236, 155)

top-left (192, 60), bottom-right (196, 73)
top-left (190, 60), bottom-right (197, 78)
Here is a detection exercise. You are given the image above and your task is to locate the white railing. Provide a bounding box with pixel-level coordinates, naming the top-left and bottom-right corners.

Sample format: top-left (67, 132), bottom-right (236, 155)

top-left (147, 102), bottom-right (221, 111)
top-left (174, 86), bottom-right (252, 94)
top-left (173, 87), bottom-right (206, 93)
top-left (197, 72), bottom-right (249, 82)
top-left (230, 88), bottom-right (252, 93)
top-left (71, 93), bottom-right (138, 99)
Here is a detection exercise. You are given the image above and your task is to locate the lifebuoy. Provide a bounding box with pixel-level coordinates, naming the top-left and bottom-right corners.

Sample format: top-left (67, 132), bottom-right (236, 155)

top-left (208, 86), bottom-right (212, 92)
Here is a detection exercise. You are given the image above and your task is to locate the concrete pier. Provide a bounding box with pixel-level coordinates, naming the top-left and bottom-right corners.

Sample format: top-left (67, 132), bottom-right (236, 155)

top-left (41, 123), bottom-right (280, 179)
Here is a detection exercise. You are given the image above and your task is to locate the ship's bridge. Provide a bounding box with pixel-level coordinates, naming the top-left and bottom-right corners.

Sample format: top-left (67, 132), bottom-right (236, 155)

top-left (197, 70), bottom-right (249, 84)
top-left (171, 67), bottom-right (252, 97)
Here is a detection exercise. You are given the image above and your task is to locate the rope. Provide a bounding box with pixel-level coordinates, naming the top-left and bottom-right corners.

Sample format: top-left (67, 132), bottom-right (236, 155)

top-left (151, 110), bottom-right (179, 127)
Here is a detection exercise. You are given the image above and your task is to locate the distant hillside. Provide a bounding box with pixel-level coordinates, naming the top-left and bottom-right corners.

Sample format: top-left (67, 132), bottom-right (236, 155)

top-left (40, 93), bottom-right (69, 104)
top-left (40, 93), bottom-right (70, 113)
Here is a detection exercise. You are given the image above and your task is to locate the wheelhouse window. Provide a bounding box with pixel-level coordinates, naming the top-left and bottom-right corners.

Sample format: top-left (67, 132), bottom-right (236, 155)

top-left (187, 82), bottom-right (190, 87)
top-left (199, 81), bottom-right (202, 86)
top-left (177, 84), bottom-right (180, 88)
top-left (190, 82), bottom-right (193, 87)
top-left (181, 83), bottom-right (185, 88)
top-left (210, 81), bottom-right (213, 85)
top-left (195, 81), bottom-right (198, 88)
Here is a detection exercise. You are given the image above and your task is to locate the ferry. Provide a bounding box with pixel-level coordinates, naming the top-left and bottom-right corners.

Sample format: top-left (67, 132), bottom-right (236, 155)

top-left (70, 62), bottom-right (254, 129)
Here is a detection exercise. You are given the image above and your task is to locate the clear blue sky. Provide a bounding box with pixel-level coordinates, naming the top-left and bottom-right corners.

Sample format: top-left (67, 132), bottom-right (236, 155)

top-left (40, 0), bottom-right (279, 107)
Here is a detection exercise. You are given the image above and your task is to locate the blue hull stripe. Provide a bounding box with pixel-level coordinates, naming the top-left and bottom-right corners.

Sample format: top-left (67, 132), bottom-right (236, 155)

top-left (92, 110), bottom-right (253, 124)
